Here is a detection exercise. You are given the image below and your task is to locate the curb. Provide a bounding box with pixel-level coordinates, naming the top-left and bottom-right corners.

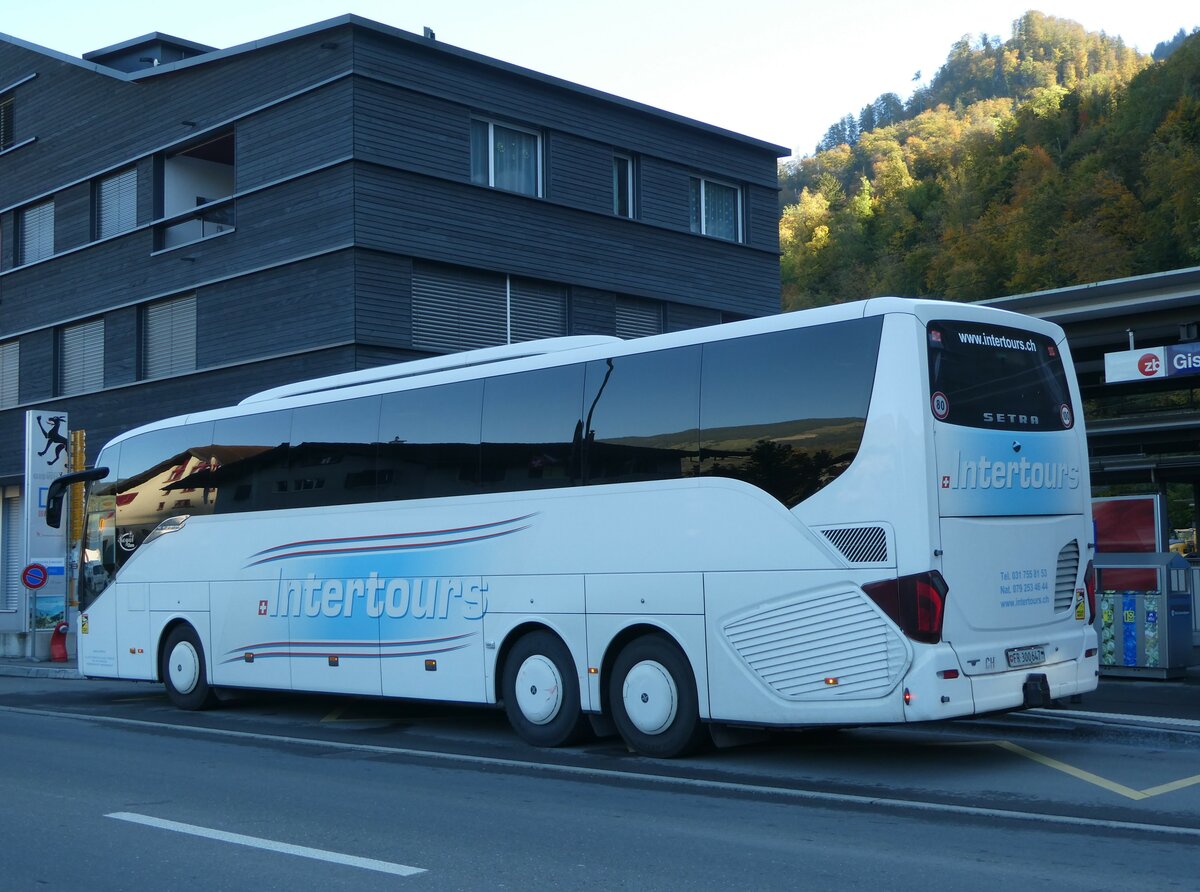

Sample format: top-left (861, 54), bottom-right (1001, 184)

top-left (0, 662), bottom-right (83, 680)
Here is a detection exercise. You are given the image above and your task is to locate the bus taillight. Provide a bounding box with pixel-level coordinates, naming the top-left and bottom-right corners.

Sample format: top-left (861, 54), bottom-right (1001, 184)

top-left (863, 571), bottom-right (949, 644)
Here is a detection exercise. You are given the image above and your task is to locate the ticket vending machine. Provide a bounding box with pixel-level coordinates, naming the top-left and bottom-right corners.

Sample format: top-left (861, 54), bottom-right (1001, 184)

top-left (1093, 552), bottom-right (1193, 679)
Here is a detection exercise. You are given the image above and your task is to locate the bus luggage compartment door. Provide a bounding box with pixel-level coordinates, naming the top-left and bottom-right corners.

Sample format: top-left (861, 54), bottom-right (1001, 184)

top-left (939, 515), bottom-right (1087, 676)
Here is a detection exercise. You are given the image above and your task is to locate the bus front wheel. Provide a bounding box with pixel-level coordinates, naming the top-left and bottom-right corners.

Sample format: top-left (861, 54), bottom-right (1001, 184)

top-left (610, 635), bottom-right (707, 758)
top-left (502, 631), bottom-right (589, 748)
top-left (161, 624), bottom-right (217, 710)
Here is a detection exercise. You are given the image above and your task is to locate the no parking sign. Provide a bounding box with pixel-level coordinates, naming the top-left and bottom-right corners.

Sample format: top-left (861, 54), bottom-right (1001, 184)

top-left (21, 563), bottom-right (49, 590)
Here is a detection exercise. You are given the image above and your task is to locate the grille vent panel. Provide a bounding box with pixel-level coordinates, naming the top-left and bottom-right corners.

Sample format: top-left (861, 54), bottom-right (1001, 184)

top-left (1055, 539), bottom-right (1080, 612)
top-left (820, 525), bottom-right (889, 565)
top-left (723, 589), bottom-right (907, 701)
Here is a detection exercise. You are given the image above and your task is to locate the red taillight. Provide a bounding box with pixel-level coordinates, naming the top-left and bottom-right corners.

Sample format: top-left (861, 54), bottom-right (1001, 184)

top-left (862, 571), bottom-right (948, 644)
top-left (1083, 559), bottom-right (1096, 623)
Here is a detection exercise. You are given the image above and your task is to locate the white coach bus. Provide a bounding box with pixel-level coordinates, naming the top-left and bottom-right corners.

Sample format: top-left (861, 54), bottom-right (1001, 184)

top-left (50, 297), bottom-right (1099, 757)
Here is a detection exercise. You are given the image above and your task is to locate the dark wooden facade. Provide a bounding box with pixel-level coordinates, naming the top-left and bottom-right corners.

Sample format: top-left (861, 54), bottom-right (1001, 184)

top-left (0, 15), bottom-right (784, 480)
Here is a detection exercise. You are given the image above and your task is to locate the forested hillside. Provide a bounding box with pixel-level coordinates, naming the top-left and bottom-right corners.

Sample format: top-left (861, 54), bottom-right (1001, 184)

top-left (779, 11), bottom-right (1200, 309)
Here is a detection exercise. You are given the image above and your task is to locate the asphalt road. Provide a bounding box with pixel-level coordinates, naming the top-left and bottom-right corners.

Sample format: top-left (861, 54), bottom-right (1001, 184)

top-left (1, 676), bottom-right (1198, 890)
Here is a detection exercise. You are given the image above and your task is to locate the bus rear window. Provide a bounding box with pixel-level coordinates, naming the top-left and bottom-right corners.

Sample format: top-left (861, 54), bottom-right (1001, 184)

top-left (927, 320), bottom-right (1073, 432)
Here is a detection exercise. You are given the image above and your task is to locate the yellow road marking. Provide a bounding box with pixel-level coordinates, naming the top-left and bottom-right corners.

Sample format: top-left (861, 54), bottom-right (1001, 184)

top-left (320, 707), bottom-right (344, 723)
top-left (994, 741), bottom-right (1148, 800)
top-left (938, 738), bottom-right (1197, 801)
top-left (1140, 775), bottom-right (1200, 798)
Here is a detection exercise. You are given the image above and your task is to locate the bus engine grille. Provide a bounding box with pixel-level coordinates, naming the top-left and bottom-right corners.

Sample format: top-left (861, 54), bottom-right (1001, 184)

top-left (723, 589), bottom-right (907, 700)
top-left (1055, 539), bottom-right (1080, 612)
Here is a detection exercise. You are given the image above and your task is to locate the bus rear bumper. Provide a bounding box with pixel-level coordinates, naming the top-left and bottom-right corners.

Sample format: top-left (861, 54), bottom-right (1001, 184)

top-left (968, 655), bottom-right (1099, 715)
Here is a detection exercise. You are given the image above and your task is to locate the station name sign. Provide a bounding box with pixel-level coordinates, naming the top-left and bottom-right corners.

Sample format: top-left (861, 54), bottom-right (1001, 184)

top-left (1104, 342), bottom-right (1200, 384)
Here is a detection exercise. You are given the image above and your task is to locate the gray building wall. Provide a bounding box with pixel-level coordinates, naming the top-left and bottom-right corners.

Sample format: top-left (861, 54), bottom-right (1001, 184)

top-left (0, 15), bottom-right (784, 482)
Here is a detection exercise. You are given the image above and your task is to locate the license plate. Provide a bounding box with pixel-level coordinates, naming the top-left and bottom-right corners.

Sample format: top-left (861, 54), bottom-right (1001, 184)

top-left (1006, 645), bottom-right (1046, 668)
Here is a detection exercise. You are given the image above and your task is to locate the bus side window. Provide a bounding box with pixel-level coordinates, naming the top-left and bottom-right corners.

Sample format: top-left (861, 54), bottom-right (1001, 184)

top-left (289, 396), bottom-right (382, 508)
top-left (210, 410), bottom-right (293, 513)
top-left (699, 317), bottom-right (882, 507)
top-left (113, 422), bottom-right (216, 560)
top-left (378, 380), bottom-right (484, 502)
top-left (582, 346), bottom-right (700, 484)
top-left (481, 365), bottom-right (585, 491)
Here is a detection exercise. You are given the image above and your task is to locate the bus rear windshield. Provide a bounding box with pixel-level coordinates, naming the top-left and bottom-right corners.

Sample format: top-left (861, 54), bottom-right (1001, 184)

top-left (927, 320), bottom-right (1074, 432)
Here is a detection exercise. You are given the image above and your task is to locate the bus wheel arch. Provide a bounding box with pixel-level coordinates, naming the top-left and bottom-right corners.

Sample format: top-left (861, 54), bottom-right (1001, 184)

top-left (498, 625), bottom-right (589, 748)
top-left (607, 630), bottom-right (708, 758)
top-left (158, 621), bottom-right (218, 710)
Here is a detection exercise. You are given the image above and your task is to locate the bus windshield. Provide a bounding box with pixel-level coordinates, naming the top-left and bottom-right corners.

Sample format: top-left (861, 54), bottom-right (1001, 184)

top-left (927, 320), bottom-right (1074, 432)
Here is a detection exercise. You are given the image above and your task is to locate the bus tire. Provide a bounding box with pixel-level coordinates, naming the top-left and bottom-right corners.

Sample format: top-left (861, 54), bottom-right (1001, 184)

top-left (610, 635), bottom-right (707, 758)
top-left (502, 631), bottom-right (588, 748)
top-left (161, 624), bottom-right (217, 710)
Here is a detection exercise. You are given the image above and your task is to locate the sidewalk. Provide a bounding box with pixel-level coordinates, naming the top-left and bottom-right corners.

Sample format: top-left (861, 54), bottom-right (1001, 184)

top-left (0, 656), bottom-right (83, 679)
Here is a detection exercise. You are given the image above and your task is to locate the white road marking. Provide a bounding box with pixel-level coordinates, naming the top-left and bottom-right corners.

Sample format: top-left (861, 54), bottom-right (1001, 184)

top-left (1030, 708), bottom-right (1200, 730)
top-left (106, 811), bottom-right (425, 877)
top-left (6, 704), bottom-right (1200, 840)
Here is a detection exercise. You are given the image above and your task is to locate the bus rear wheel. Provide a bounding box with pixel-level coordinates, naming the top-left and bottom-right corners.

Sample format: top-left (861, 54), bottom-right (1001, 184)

top-left (610, 635), bottom-right (707, 758)
top-left (502, 631), bottom-right (588, 748)
top-left (161, 624), bottom-right (217, 710)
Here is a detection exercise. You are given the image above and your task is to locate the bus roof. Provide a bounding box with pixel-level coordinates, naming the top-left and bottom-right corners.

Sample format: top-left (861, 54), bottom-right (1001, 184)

top-left (101, 297), bottom-right (1065, 450)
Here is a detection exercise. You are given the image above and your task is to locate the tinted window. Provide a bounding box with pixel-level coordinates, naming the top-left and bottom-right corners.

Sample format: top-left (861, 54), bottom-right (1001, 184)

top-left (209, 411), bottom-right (293, 513)
top-left (699, 317), bottom-right (882, 507)
top-left (482, 365), bottom-right (584, 490)
top-left (583, 346), bottom-right (700, 484)
top-left (287, 397), bottom-right (383, 508)
top-left (113, 422), bottom-right (215, 561)
top-left (80, 445), bottom-right (121, 609)
top-left (927, 320), bottom-right (1074, 432)
top-left (378, 381), bottom-right (483, 501)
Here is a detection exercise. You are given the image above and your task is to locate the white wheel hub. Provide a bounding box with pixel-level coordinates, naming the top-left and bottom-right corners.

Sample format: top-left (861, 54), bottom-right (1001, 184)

top-left (622, 660), bottom-right (677, 735)
top-left (514, 654), bottom-right (563, 725)
top-left (167, 640), bottom-right (200, 695)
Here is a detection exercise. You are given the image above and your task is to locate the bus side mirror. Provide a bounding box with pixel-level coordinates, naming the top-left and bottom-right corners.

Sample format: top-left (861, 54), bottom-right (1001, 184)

top-left (45, 467), bottom-right (110, 529)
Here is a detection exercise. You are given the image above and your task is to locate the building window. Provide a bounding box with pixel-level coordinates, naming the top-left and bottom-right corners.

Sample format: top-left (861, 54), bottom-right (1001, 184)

top-left (95, 168), bottom-right (138, 239)
top-left (143, 294), bottom-right (197, 379)
top-left (159, 131), bottom-right (235, 250)
top-left (18, 200), bottom-right (54, 265)
top-left (412, 262), bottom-right (566, 352)
top-left (470, 119), bottom-right (542, 197)
top-left (59, 318), bottom-right (105, 396)
top-left (0, 95), bottom-right (13, 151)
top-left (0, 341), bottom-right (18, 409)
top-left (689, 176), bottom-right (742, 242)
top-left (615, 296), bottom-right (663, 339)
top-left (613, 153), bottom-right (634, 218)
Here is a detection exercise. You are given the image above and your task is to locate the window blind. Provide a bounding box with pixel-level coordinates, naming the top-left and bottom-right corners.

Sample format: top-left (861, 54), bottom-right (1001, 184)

top-left (143, 295), bottom-right (197, 378)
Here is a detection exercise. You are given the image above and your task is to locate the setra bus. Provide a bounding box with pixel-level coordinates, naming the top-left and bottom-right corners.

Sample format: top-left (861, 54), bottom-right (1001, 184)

top-left (51, 297), bottom-right (1099, 757)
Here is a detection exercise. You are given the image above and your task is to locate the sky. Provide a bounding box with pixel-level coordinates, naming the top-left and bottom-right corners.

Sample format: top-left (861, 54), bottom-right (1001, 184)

top-left (2, 1), bottom-right (1196, 158)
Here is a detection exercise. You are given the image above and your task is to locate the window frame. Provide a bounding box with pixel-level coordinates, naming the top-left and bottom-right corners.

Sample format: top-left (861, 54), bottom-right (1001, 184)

top-left (0, 94), bottom-right (13, 152)
top-left (17, 199), bottom-right (55, 265)
top-left (58, 317), bottom-right (105, 397)
top-left (0, 340), bottom-right (18, 409)
top-left (613, 153), bottom-right (635, 218)
top-left (142, 294), bottom-right (197, 380)
top-left (95, 167), bottom-right (139, 240)
top-left (470, 117), bottom-right (544, 198)
top-left (689, 175), bottom-right (743, 243)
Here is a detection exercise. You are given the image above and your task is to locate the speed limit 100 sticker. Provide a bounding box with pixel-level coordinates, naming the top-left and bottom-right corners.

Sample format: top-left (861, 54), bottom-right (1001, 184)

top-left (931, 391), bottom-right (950, 420)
